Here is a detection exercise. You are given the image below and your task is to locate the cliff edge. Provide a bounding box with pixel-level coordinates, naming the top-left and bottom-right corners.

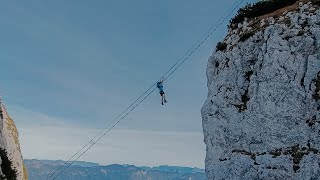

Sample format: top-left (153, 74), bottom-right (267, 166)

top-left (0, 101), bottom-right (28, 180)
top-left (201, 1), bottom-right (320, 179)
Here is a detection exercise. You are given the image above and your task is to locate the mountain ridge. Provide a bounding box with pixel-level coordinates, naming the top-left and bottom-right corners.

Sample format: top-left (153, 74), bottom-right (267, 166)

top-left (25, 159), bottom-right (206, 180)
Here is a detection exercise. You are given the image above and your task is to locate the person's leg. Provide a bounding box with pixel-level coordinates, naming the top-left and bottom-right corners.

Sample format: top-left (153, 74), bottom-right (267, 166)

top-left (161, 94), bottom-right (164, 105)
top-left (160, 92), bottom-right (164, 105)
top-left (163, 93), bottom-right (167, 103)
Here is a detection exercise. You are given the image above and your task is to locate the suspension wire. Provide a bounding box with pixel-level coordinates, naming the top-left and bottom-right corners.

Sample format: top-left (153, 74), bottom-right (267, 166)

top-left (165, 0), bottom-right (244, 81)
top-left (46, 83), bottom-right (158, 180)
top-left (51, 87), bottom-right (159, 180)
top-left (161, 1), bottom-right (243, 79)
top-left (47, 1), bottom-right (245, 179)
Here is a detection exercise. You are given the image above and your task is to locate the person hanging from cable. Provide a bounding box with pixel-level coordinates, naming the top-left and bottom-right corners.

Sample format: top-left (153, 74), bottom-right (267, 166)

top-left (157, 78), bottom-right (167, 105)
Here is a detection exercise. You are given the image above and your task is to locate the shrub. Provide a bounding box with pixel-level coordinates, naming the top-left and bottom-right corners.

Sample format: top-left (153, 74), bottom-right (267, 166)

top-left (216, 42), bottom-right (227, 51)
top-left (239, 31), bottom-right (255, 42)
top-left (230, 0), bottom-right (298, 27)
top-left (283, 17), bottom-right (292, 26)
top-left (312, 72), bottom-right (320, 101)
top-left (301, 20), bottom-right (308, 28)
top-left (297, 30), bottom-right (305, 36)
top-left (311, 0), bottom-right (320, 6)
top-left (284, 35), bottom-right (291, 41)
top-left (0, 148), bottom-right (18, 180)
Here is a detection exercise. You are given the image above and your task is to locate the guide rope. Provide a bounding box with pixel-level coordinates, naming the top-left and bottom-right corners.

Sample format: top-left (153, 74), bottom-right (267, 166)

top-left (46, 0), bottom-right (245, 179)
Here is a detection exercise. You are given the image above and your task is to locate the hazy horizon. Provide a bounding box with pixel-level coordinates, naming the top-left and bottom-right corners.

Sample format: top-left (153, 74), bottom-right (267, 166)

top-left (24, 159), bottom-right (205, 169)
top-left (0, 0), bottom-right (257, 169)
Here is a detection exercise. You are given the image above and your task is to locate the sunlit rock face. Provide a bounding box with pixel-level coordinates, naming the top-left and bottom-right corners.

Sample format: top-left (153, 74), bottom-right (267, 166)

top-left (0, 102), bottom-right (28, 180)
top-left (202, 1), bottom-right (320, 179)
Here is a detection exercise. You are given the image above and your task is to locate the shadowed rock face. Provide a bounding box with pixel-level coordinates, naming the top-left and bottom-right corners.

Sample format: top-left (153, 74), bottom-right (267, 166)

top-left (202, 1), bottom-right (320, 180)
top-left (0, 102), bottom-right (28, 180)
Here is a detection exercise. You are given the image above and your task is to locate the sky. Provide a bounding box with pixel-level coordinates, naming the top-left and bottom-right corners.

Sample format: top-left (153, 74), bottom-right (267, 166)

top-left (0, 0), bottom-right (256, 169)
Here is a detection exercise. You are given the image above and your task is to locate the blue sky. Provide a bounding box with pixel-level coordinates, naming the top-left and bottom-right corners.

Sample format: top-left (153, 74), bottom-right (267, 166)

top-left (0, 0), bottom-right (256, 168)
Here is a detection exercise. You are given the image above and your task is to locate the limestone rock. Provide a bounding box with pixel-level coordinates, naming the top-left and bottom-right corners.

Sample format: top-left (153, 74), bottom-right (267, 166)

top-left (0, 101), bottom-right (28, 180)
top-left (202, 2), bottom-right (320, 180)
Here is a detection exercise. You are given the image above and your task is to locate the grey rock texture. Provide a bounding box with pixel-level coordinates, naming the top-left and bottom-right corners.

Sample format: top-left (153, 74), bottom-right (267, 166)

top-left (0, 101), bottom-right (28, 180)
top-left (201, 2), bottom-right (320, 180)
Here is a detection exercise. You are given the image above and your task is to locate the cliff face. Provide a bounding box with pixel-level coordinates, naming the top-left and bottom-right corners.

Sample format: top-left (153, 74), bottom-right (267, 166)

top-left (0, 102), bottom-right (28, 180)
top-left (201, 1), bottom-right (320, 180)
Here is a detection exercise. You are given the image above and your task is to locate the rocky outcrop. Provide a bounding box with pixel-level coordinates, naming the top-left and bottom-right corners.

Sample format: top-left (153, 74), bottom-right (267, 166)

top-left (202, 1), bottom-right (320, 179)
top-left (0, 101), bottom-right (28, 180)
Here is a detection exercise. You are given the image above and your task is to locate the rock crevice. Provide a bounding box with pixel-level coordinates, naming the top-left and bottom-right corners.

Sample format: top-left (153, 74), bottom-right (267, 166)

top-left (202, 1), bottom-right (320, 179)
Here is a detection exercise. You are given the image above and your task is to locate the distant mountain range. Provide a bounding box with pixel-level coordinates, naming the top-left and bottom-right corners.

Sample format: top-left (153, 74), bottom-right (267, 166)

top-left (25, 159), bottom-right (207, 180)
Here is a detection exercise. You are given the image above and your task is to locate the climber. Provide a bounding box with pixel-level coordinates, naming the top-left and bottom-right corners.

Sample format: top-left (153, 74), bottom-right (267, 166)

top-left (157, 78), bottom-right (167, 105)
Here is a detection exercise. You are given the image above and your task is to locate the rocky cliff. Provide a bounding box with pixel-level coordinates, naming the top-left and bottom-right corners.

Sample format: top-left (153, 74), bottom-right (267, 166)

top-left (0, 101), bottom-right (28, 180)
top-left (201, 1), bottom-right (320, 179)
